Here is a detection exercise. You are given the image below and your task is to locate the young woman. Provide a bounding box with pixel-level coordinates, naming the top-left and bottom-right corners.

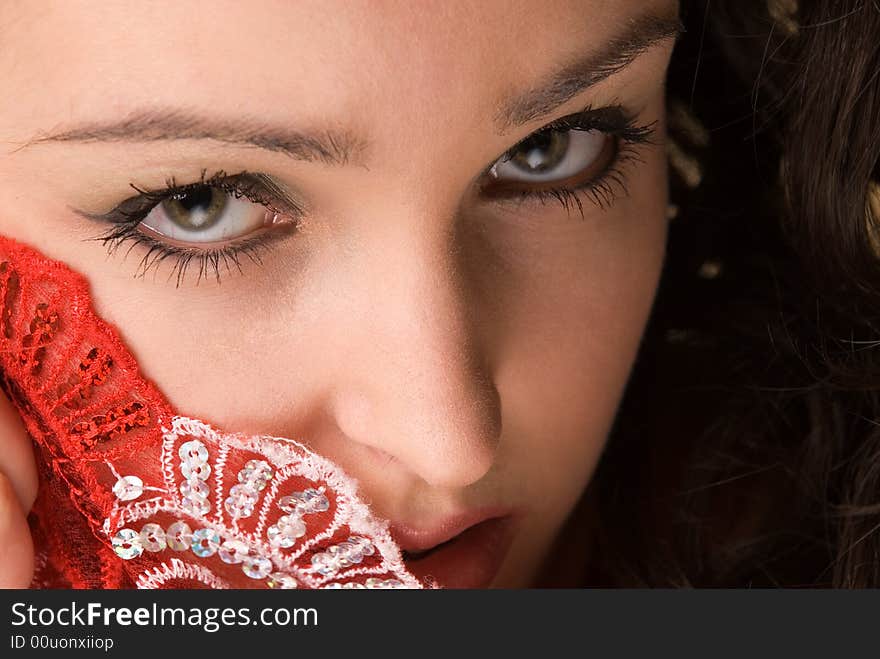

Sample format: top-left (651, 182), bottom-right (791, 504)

top-left (0, 0), bottom-right (876, 588)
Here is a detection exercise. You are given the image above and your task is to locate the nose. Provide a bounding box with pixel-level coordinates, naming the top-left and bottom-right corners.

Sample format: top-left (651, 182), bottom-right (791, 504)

top-left (327, 207), bottom-right (502, 489)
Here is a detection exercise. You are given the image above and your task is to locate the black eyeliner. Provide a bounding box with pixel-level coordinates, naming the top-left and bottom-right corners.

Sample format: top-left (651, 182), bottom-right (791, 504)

top-left (72, 169), bottom-right (303, 288)
top-left (76, 169), bottom-right (305, 226)
top-left (480, 103), bottom-right (657, 216)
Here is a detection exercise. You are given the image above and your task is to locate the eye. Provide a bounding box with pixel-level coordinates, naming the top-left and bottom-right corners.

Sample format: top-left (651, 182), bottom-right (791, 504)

top-left (140, 183), bottom-right (282, 245)
top-left (79, 170), bottom-right (304, 287)
top-left (485, 128), bottom-right (616, 192)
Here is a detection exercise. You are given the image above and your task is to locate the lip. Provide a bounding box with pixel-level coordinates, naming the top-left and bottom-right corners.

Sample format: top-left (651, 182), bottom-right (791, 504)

top-left (391, 510), bottom-right (518, 589)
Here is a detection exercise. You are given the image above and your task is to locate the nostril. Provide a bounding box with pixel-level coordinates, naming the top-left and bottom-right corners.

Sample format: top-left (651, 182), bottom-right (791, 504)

top-left (327, 341), bottom-right (501, 488)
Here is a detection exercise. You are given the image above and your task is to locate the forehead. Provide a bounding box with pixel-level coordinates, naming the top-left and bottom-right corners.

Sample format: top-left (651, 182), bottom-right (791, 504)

top-left (0, 0), bottom-right (663, 136)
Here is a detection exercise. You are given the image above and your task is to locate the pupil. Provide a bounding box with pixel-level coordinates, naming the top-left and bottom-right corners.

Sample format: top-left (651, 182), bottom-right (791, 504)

top-left (512, 131), bottom-right (569, 173)
top-left (177, 185), bottom-right (214, 212)
top-left (529, 133), bottom-right (553, 151)
top-left (163, 184), bottom-right (227, 231)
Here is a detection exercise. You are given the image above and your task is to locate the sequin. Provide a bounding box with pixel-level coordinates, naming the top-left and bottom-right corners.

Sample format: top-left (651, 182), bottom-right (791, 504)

top-left (267, 515), bottom-right (307, 548)
top-left (139, 523), bottom-right (167, 552)
top-left (219, 539), bottom-right (249, 564)
top-left (278, 488), bottom-right (330, 515)
top-left (224, 484), bottom-right (259, 518)
top-left (180, 461), bottom-right (211, 481)
top-left (267, 573), bottom-right (298, 589)
top-left (229, 483), bottom-right (258, 503)
top-left (181, 495), bottom-right (211, 516)
top-left (327, 544), bottom-right (352, 569)
top-left (166, 521), bottom-right (193, 551)
top-left (277, 496), bottom-right (298, 515)
top-left (337, 541), bottom-right (364, 564)
top-left (112, 475), bottom-right (144, 501)
top-left (178, 472), bottom-right (211, 515)
top-left (112, 528), bottom-right (143, 560)
top-left (238, 459), bottom-right (273, 490)
top-left (242, 554), bottom-right (273, 579)
top-left (178, 440), bottom-right (209, 464)
top-left (179, 479), bottom-right (209, 499)
top-left (347, 536), bottom-right (375, 557)
top-left (310, 552), bottom-right (335, 575)
top-left (308, 536), bottom-right (376, 575)
top-left (191, 528), bottom-right (221, 558)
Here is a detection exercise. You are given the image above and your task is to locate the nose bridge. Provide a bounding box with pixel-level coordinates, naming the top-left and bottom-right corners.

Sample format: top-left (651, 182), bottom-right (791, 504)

top-left (331, 204), bottom-right (502, 488)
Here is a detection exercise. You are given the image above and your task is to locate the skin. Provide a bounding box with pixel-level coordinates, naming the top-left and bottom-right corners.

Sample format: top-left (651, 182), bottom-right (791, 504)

top-left (0, 0), bottom-right (677, 587)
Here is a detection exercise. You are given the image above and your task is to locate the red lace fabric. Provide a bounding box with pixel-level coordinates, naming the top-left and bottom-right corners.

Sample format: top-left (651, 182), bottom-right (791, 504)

top-left (0, 235), bottom-right (427, 589)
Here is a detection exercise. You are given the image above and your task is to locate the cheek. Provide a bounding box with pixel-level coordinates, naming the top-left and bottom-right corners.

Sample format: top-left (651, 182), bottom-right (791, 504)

top-left (498, 247), bottom-right (665, 493)
top-left (490, 156), bottom-right (668, 579)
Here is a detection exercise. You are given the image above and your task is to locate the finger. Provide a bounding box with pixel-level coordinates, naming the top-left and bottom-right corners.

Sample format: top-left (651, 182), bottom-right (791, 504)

top-left (0, 470), bottom-right (34, 588)
top-left (0, 389), bottom-right (38, 511)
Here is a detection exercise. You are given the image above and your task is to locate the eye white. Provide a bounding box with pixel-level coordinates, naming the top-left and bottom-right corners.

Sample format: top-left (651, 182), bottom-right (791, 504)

top-left (141, 191), bottom-right (272, 244)
top-left (489, 129), bottom-right (608, 184)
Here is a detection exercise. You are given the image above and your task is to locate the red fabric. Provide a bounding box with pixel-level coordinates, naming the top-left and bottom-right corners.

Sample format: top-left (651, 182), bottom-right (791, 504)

top-left (0, 235), bottom-right (425, 589)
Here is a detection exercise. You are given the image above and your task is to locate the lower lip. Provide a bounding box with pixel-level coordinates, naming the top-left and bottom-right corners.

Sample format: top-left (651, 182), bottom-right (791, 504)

top-left (401, 517), bottom-right (516, 589)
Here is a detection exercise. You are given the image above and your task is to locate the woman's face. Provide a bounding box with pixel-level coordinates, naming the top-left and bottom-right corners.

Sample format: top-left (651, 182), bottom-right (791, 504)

top-left (0, 0), bottom-right (677, 587)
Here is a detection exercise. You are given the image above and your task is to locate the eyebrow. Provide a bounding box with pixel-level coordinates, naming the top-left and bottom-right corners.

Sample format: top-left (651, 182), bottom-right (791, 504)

top-left (494, 11), bottom-right (683, 132)
top-left (18, 110), bottom-right (368, 167)
top-left (18, 9), bottom-right (682, 164)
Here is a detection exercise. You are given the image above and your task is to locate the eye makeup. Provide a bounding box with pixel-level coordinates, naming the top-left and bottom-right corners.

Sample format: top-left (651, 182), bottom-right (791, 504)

top-left (478, 104), bottom-right (656, 217)
top-left (73, 103), bottom-right (657, 287)
top-left (74, 170), bottom-right (304, 287)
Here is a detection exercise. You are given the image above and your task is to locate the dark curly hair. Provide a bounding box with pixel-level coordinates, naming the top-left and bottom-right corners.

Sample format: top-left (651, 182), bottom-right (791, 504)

top-left (579, 0), bottom-right (880, 587)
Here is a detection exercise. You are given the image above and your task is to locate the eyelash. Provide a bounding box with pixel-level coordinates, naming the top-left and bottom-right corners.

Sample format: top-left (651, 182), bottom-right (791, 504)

top-left (82, 170), bottom-right (303, 287)
top-left (84, 104), bottom-right (655, 287)
top-left (481, 104), bottom-right (655, 218)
